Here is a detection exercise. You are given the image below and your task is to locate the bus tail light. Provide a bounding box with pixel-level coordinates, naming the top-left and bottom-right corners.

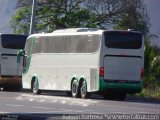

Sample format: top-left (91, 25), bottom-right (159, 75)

top-left (100, 67), bottom-right (104, 77)
top-left (141, 68), bottom-right (144, 79)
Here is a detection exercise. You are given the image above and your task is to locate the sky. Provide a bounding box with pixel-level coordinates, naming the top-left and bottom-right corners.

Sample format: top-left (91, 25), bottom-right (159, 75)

top-left (0, 0), bottom-right (160, 44)
top-left (0, 0), bottom-right (17, 33)
top-left (144, 0), bottom-right (160, 45)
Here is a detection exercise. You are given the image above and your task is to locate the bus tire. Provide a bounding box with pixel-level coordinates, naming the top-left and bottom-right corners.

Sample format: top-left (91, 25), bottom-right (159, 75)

top-left (31, 77), bottom-right (40, 95)
top-left (66, 91), bottom-right (72, 97)
top-left (15, 84), bottom-right (22, 92)
top-left (71, 79), bottom-right (79, 98)
top-left (80, 80), bottom-right (90, 99)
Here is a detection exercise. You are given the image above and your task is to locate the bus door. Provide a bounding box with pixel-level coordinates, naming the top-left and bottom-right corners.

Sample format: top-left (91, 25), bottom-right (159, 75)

top-left (103, 31), bottom-right (143, 82)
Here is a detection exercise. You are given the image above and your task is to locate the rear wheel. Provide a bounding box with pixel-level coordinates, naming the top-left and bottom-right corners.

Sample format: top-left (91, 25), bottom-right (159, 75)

top-left (31, 77), bottom-right (40, 95)
top-left (66, 91), bottom-right (72, 97)
top-left (80, 81), bottom-right (90, 98)
top-left (3, 84), bottom-right (22, 92)
top-left (15, 84), bottom-right (23, 92)
top-left (71, 79), bottom-right (79, 98)
top-left (3, 85), bottom-right (9, 91)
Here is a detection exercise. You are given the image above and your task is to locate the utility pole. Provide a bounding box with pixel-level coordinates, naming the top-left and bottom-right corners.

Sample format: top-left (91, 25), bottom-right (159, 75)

top-left (29, 0), bottom-right (36, 35)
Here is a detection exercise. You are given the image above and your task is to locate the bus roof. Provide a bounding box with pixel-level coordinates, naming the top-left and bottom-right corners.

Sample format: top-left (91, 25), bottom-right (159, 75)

top-left (0, 33), bottom-right (28, 36)
top-left (52, 28), bottom-right (100, 33)
top-left (28, 28), bottom-right (103, 39)
top-left (28, 28), bottom-right (142, 39)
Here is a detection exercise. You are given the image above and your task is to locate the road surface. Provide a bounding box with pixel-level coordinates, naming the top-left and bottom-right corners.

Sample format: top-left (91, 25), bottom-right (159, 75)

top-left (0, 91), bottom-right (159, 119)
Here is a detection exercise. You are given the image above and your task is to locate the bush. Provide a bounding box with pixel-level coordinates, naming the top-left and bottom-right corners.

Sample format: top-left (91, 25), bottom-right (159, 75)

top-left (143, 40), bottom-right (160, 98)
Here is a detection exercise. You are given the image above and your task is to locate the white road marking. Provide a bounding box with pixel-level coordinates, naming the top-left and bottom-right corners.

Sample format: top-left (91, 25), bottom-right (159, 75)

top-left (60, 109), bottom-right (74, 112)
top-left (4, 103), bottom-right (53, 111)
top-left (29, 98), bottom-right (34, 102)
top-left (37, 99), bottom-right (45, 102)
top-left (6, 104), bottom-right (24, 107)
top-left (51, 100), bottom-right (58, 103)
top-left (61, 100), bottom-right (66, 104)
top-left (19, 93), bottom-right (98, 107)
top-left (83, 104), bottom-right (88, 107)
top-left (32, 106), bottom-right (52, 110)
top-left (60, 108), bottom-right (96, 113)
top-left (0, 111), bottom-right (8, 113)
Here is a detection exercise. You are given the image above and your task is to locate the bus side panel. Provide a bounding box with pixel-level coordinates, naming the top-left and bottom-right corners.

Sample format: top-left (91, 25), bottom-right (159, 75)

top-left (22, 54), bottom-right (99, 92)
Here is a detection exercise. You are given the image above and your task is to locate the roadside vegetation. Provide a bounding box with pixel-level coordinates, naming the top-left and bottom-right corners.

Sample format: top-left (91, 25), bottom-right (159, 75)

top-left (141, 41), bottom-right (160, 98)
top-left (11, 0), bottom-right (160, 98)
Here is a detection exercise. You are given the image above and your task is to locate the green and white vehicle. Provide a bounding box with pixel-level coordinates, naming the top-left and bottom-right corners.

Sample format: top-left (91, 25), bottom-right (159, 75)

top-left (20, 28), bottom-right (144, 100)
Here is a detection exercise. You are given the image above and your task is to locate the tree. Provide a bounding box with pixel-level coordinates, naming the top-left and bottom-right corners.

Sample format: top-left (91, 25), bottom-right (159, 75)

top-left (113, 0), bottom-right (150, 35)
top-left (10, 5), bottom-right (31, 34)
top-left (11, 0), bottom-right (145, 34)
top-left (111, 0), bottom-right (160, 91)
top-left (11, 0), bottom-right (97, 34)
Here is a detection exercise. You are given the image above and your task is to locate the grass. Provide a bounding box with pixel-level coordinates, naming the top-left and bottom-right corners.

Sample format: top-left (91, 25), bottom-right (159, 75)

top-left (137, 88), bottom-right (160, 98)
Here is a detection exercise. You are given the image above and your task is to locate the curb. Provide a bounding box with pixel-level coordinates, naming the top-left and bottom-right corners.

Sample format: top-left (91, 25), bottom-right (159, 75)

top-left (127, 95), bottom-right (160, 103)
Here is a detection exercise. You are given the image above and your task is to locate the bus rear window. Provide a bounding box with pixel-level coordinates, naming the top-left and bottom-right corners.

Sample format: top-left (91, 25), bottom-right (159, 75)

top-left (104, 31), bottom-right (142, 49)
top-left (1, 34), bottom-right (27, 49)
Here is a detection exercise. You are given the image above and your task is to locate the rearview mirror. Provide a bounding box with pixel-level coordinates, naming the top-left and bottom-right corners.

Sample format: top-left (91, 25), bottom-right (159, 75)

top-left (17, 50), bottom-right (25, 63)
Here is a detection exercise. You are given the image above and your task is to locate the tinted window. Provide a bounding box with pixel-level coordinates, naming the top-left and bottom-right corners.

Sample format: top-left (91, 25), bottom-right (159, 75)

top-left (1, 34), bottom-right (27, 49)
top-left (104, 31), bottom-right (142, 49)
top-left (32, 35), bottom-right (100, 53)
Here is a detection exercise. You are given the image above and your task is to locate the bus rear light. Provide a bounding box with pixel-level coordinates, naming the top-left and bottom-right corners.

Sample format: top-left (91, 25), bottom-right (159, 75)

top-left (100, 67), bottom-right (104, 77)
top-left (141, 68), bottom-right (144, 79)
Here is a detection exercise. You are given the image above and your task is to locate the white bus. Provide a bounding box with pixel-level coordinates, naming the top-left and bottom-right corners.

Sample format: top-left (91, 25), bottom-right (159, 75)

top-left (21, 28), bottom-right (144, 100)
top-left (0, 33), bottom-right (27, 90)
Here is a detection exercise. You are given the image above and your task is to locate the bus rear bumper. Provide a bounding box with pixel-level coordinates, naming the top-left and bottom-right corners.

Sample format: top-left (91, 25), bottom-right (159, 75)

top-left (0, 76), bottom-right (22, 87)
top-left (99, 79), bottom-right (142, 94)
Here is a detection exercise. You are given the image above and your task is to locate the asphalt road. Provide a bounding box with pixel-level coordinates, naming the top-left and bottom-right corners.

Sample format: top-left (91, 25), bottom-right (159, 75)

top-left (0, 91), bottom-right (159, 120)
